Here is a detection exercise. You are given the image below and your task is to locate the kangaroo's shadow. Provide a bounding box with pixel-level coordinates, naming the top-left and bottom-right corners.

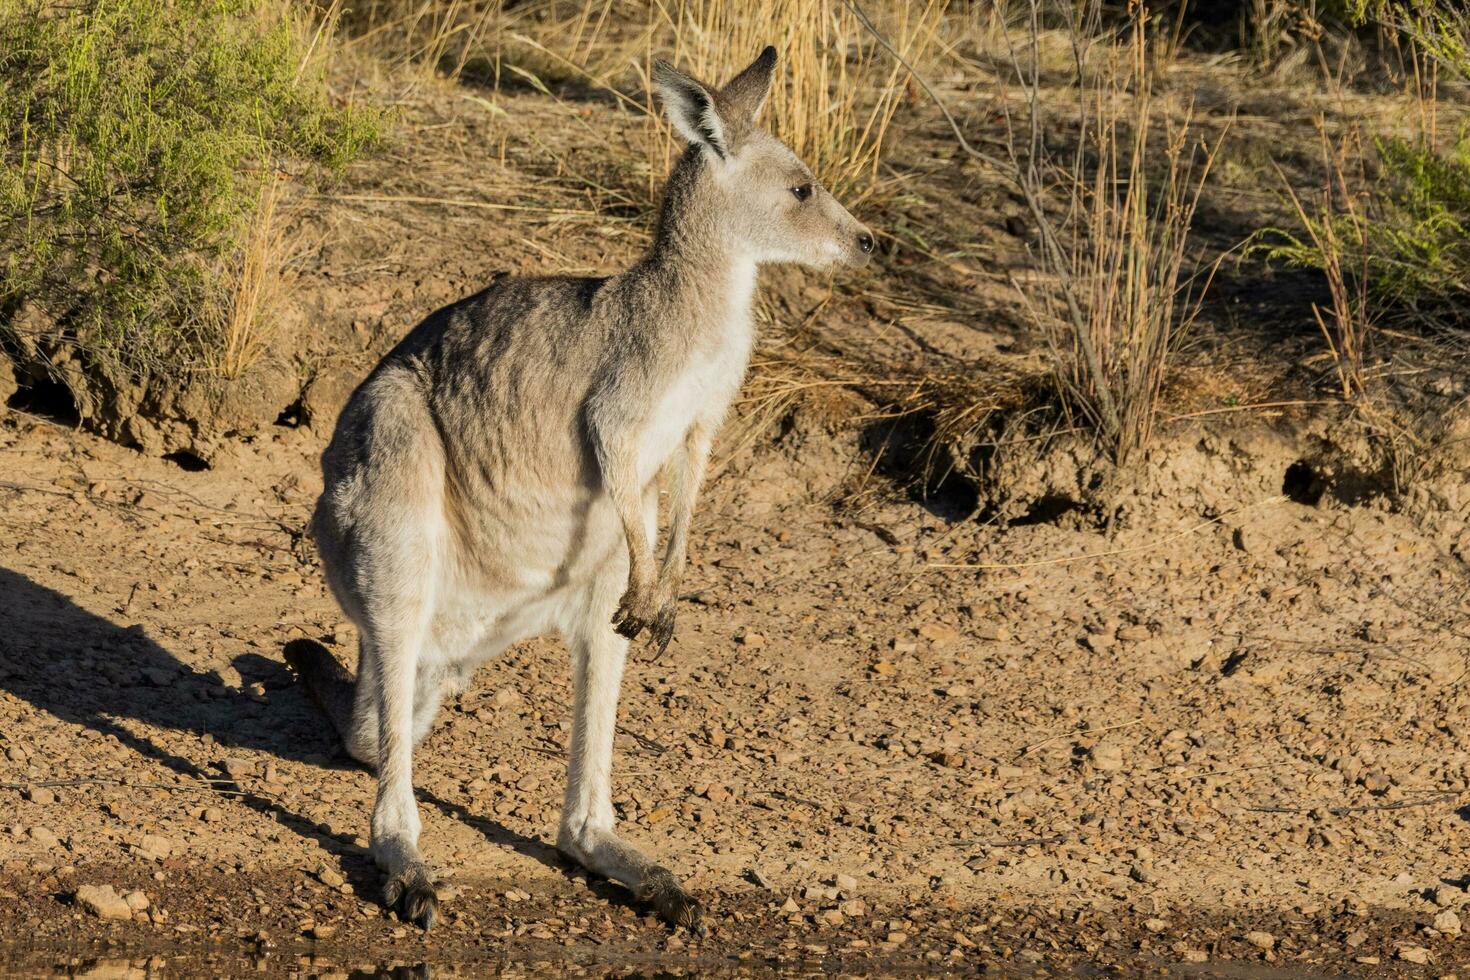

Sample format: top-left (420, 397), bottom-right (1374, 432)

top-left (0, 566), bottom-right (552, 881)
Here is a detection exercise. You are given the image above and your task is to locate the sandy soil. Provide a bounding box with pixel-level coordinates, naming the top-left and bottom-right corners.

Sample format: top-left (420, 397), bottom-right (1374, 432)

top-left (4, 44), bottom-right (1470, 979)
top-left (3, 379), bottom-right (1470, 975)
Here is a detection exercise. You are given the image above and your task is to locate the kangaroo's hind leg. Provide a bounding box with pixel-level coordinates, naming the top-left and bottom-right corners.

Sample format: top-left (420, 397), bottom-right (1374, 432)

top-left (556, 571), bottom-right (704, 933)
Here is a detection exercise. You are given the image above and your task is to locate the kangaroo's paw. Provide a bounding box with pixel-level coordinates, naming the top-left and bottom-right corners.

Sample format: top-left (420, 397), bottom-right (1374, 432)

top-left (612, 588), bottom-right (655, 640)
top-left (384, 863), bottom-right (441, 930)
top-left (639, 865), bottom-right (705, 936)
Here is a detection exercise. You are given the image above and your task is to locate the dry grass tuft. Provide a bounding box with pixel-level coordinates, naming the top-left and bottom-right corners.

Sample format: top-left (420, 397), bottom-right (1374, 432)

top-left (1004, 4), bottom-right (1225, 468)
top-left (207, 180), bottom-right (292, 380)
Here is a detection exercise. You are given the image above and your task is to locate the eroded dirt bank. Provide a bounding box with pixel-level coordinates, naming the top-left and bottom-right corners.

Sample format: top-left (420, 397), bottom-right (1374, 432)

top-left (2, 397), bottom-right (1469, 976)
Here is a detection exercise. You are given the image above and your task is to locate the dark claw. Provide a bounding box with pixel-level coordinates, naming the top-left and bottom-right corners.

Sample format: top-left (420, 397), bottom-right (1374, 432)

top-left (612, 593), bottom-right (652, 640)
top-left (612, 612), bottom-right (646, 640)
top-left (384, 867), bottom-right (440, 930)
top-left (639, 865), bottom-right (705, 936)
top-left (649, 606), bottom-right (676, 658)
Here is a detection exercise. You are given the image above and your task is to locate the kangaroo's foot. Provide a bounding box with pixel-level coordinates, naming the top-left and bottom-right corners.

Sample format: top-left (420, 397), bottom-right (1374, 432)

top-left (636, 864), bottom-right (703, 932)
top-left (557, 825), bottom-right (705, 935)
top-left (383, 861), bottom-right (441, 930)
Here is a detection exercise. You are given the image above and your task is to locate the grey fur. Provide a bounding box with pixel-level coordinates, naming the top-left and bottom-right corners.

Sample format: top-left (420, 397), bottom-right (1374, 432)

top-left (299, 47), bottom-right (872, 933)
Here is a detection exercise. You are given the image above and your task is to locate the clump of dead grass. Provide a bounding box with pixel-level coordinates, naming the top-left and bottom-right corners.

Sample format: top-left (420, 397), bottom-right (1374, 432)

top-left (1003, 3), bottom-right (1225, 468)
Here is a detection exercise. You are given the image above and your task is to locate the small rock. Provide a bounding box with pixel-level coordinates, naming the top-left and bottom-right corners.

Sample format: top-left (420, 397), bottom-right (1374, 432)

top-left (870, 661), bottom-right (897, 676)
top-left (885, 931), bottom-right (908, 945)
top-left (220, 757), bottom-right (256, 780)
top-left (1143, 918), bottom-right (1168, 933)
top-left (124, 890), bottom-right (150, 911)
top-left (1398, 945), bottom-right (1431, 965)
top-left (23, 786), bottom-right (55, 805)
top-left (75, 884), bottom-right (133, 920)
top-left (834, 873), bottom-right (858, 895)
top-left (737, 632), bottom-right (767, 648)
top-left (309, 923), bottom-right (337, 940)
top-left (1117, 624), bottom-right (1151, 642)
top-left (137, 834), bottom-right (175, 860)
top-left (1431, 884), bottom-right (1462, 907)
top-left (1244, 930), bottom-right (1275, 950)
top-left (919, 623), bottom-right (960, 646)
top-left (975, 623), bottom-right (1009, 642)
top-left (1359, 771), bottom-right (1392, 794)
top-left (28, 827), bottom-right (59, 849)
top-left (1434, 909), bottom-right (1462, 937)
top-left (315, 866), bottom-right (345, 889)
top-left (1089, 743), bottom-right (1125, 771)
top-left (780, 896), bottom-right (800, 913)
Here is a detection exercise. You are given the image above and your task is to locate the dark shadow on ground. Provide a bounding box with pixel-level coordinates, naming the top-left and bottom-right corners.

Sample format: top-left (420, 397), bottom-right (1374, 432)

top-left (0, 566), bottom-right (555, 889)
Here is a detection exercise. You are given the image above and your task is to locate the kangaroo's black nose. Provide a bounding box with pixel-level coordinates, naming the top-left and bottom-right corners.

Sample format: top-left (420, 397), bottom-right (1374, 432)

top-left (857, 232), bottom-right (874, 254)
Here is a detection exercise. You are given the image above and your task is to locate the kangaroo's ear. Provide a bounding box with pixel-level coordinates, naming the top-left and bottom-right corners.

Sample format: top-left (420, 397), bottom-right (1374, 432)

top-left (719, 45), bottom-right (776, 125)
top-left (653, 60), bottom-right (728, 160)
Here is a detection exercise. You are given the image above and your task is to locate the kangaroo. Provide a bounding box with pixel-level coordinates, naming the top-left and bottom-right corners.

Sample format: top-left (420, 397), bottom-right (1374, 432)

top-left (285, 46), bottom-right (873, 934)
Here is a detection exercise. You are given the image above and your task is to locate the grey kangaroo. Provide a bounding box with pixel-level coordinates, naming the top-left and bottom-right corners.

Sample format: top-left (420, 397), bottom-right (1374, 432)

top-left (286, 47), bottom-right (873, 933)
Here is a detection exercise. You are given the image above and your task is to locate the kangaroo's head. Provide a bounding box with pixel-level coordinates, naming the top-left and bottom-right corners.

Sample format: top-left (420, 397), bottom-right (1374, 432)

top-left (653, 47), bottom-right (874, 270)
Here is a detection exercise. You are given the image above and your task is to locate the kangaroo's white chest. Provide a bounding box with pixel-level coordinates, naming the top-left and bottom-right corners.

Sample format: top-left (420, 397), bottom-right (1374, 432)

top-left (637, 263), bottom-right (756, 483)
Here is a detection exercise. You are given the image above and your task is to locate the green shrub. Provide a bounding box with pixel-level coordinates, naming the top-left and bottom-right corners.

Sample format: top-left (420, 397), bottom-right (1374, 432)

top-left (0, 0), bottom-right (377, 379)
top-left (1259, 3), bottom-right (1470, 325)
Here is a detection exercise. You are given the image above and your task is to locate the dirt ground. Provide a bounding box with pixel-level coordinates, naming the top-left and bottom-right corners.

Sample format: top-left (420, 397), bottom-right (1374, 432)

top-left (4, 369), bottom-right (1470, 977)
top-left (5, 44), bottom-right (1470, 980)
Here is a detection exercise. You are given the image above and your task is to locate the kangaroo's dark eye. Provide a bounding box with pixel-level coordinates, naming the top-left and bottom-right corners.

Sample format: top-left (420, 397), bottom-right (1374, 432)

top-left (790, 183), bottom-right (813, 202)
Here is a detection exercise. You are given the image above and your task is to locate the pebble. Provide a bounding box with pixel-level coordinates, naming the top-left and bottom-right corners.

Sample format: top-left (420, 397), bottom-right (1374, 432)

top-left (75, 884), bottom-right (133, 920)
top-left (1399, 946), bottom-right (1431, 965)
top-left (315, 866), bottom-right (345, 889)
top-left (220, 757), bottom-right (256, 780)
top-left (918, 623), bottom-right (960, 645)
top-left (137, 834), bottom-right (175, 860)
top-left (1244, 930), bottom-right (1275, 950)
top-left (28, 827), bottom-right (59, 849)
top-left (1143, 918), bottom-right (1168, 933)
top-left (1090, 743), bottom-right (1125, 771)
top-left (23, 786), bottom-right (55, 805)
top-left (1434, 909), bottom-right (1462, 937)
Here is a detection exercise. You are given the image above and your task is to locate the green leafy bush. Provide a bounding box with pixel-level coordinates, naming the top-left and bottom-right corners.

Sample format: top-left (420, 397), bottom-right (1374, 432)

top-left (0, 0), bottom-right (377, 379)
top-left (1261, 3), bottom-right (1470, 325)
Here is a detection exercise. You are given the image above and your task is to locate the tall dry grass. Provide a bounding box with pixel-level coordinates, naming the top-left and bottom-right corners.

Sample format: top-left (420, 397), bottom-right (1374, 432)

top-left (1006, 4), bottom-right (1224, 467)
top-left (340, 0), bottom-right (947, 206)
top-left (207, 180), bottom-right (292, 380)
top-left (635, 0), bottom-right (946, 204)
